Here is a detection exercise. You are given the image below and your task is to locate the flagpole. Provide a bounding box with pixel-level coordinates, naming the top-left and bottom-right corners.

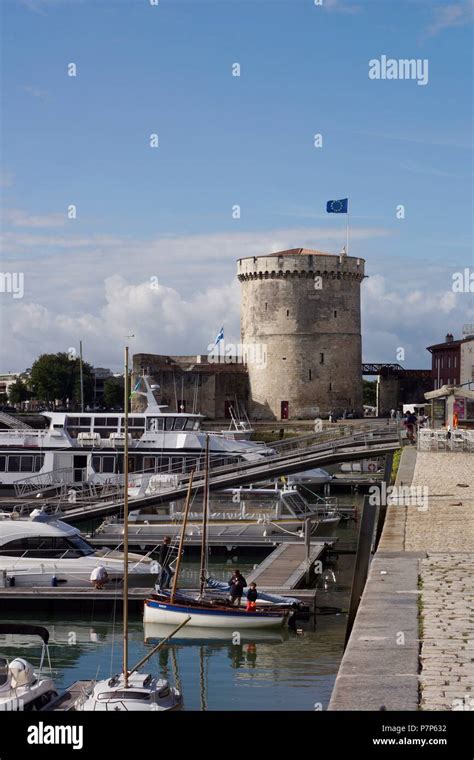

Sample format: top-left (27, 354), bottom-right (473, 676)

top-left (346, 202), bottom-right (349, 255)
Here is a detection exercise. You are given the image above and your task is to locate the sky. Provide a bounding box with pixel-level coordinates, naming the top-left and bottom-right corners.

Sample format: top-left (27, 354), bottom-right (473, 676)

top-left (0, 0), bottom-right (473, 373)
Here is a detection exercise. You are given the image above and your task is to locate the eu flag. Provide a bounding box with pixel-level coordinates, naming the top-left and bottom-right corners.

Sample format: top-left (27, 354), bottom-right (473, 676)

top-left (326, 198), bottom-right (348, 213)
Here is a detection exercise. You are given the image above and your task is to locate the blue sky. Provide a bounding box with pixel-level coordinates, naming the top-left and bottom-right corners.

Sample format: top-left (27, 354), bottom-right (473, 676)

top-left (1, 0), bottom-right (473, 372)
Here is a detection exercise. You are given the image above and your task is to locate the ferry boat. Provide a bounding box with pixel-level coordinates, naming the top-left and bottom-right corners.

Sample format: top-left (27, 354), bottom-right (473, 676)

top-left (0, 377), bottom-right (271, 493)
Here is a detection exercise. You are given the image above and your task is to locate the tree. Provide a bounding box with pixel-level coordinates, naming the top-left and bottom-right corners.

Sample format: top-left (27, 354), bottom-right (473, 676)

top-left (363, 379), bottom-right (377, 407)
top-left (103, 377), bottom-right (124, 409)
top-left (30, 353), bottom-right (94, 407)
top-left (8, 379), bottom-right (32, 405)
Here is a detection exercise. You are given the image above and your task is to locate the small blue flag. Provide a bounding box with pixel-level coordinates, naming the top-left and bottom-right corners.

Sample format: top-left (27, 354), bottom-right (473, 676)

top-left (326, 198), bottom-right (348, 214)
top-left (215, 327), bottom-right (224, 345)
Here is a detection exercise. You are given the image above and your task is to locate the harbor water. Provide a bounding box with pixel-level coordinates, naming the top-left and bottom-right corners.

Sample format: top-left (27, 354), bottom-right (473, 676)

top-left (1, 498), bottom-right (361, 711)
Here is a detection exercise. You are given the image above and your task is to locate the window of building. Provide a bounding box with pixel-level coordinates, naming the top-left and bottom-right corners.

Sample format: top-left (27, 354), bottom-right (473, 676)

top-left (334, 310), bottom-right (337, 318)
top-left (329, 382), bottom-right (332, 391)
top-left (308, 369), bottom-right (312, 381)
top-left (286, 310), bottom-right (289, 317)
top-left (320, 353), bottom-right (324, 364)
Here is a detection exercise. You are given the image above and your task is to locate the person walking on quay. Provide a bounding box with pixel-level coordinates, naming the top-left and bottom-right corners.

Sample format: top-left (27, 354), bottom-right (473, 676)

top-left (390, 408), bottom-right (395, 420)
top-left (404, 410), bottom-right (417, 445)
top-left (158, 536), bottom-right (173, 590)
top-left (229, 569), bottom-right (247, 607)
top-left (246, 582), bottom-right (258, 612)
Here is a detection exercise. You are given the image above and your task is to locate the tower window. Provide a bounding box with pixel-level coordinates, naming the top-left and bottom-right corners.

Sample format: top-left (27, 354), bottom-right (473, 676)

top-left (334, 310), bottom-right (337, 318)
top-left (329, 382), bottom-right (332, 391)
top-left (265, 302), bottom-right (268, 311)
top-left (308, 369), bottom-right (312, 381)
top-left (282, 357), bottom-right (287, 361)
top-left (320, 353), bottom-right (324, 364)
top-left (286, 310), bottom-right (289, 317)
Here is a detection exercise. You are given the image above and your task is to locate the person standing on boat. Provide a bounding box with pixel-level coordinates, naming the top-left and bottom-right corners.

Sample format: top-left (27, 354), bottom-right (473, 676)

top-left (246, 582), bottom-right (258, 612)
top-left (158, 536), bottom-right (173, 590)
top-left (229, 569), bottom-right (247, 606)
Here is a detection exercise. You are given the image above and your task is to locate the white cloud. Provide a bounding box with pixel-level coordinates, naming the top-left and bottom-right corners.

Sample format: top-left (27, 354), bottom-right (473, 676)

top-left (1, 223), bottom-right (471, 374)
top-left (425, 0), bottom-right (473, 38)
top-left (3, 209), bottom-right (66, 229)
top-left (22, 85), bottom-right (50, 101)
top-left (361, 274), bottom-right (472, 366)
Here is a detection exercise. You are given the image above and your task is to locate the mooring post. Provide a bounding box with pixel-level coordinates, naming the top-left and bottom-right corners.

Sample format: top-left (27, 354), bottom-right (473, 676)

top-left (344, 495), bottom-right (377, 649)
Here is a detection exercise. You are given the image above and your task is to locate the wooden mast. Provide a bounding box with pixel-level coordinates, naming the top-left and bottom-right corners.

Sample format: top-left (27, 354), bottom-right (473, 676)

top-left (123, 346), bottom-right (129, 688)
top-left (170, 470), bottom-right (195, 604)
top-left (199, 434), bottom-right (210, 597)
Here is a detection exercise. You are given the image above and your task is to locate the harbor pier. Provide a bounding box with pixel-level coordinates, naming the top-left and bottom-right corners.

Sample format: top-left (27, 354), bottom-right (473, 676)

top-left (329, 445), bottom-right (474, 711)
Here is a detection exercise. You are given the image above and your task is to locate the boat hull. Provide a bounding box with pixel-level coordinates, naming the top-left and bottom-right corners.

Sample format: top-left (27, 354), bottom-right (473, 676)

top-left (144, 598), bottom-right (288, 629)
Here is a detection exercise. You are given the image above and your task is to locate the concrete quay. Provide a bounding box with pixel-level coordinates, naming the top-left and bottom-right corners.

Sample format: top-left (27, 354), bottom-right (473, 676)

top-left (329, 446), bottom-right (474, 711)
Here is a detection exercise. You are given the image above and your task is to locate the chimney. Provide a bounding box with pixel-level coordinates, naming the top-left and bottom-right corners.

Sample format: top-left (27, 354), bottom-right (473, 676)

top-left (445, 333), bottom-right (454, 343)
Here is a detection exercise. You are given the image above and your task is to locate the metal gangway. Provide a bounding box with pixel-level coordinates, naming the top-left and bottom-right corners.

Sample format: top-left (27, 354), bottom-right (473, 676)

top-left (0, 411), bottom-right (33, 430)
top-left (37, 423), bottom-right (401, 523)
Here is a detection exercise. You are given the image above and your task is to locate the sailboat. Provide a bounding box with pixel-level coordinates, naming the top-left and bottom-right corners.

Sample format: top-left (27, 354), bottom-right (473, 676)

top-left (143, 437), bottom-right (295, 630)
top-left (74, 346), bottom-right (187, 711)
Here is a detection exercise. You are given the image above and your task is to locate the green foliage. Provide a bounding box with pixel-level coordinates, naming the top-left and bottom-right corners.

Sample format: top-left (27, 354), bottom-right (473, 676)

top-left (103, 377), bottom-right (124, 409)
top-left (363, 379), bottom-right (377, 406)
top-left (8, 379), bottom-right (31, 404)
top-left (30, 353), bottom-right (93, 406)
top-left (390, 448), bottom-right (402, 485)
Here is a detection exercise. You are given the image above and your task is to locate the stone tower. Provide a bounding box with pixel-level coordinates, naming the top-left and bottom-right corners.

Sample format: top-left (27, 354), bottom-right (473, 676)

top-left (237, 248), bottom-right (365, 420)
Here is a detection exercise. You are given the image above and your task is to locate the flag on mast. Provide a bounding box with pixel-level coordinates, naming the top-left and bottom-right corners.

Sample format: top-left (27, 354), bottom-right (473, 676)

top-left (214, 327), bottom-right (224, 346)
top-left (129, 379), bottom-right (141, 399)
top-left (326, 198), bottom-right (348, 213)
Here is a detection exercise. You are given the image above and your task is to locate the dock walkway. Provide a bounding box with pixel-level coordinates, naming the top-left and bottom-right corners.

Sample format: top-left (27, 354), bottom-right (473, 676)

top-left (329, 446), bottom-right (474, 711)
top-left (247, 541), bottom-right (327, 590)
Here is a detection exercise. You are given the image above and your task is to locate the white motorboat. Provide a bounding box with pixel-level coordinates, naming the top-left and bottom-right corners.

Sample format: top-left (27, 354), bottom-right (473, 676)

top-left (0, 508), bottom-right (159, 587)
top-left (0, 624), bottom-right (58, 711)
top-left (0, 376), bottom-right (271, 493)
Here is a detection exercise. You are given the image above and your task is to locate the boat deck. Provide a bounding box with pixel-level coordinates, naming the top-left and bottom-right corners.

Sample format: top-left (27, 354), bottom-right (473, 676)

top-left (44, 681), bottom-right (92, 711)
